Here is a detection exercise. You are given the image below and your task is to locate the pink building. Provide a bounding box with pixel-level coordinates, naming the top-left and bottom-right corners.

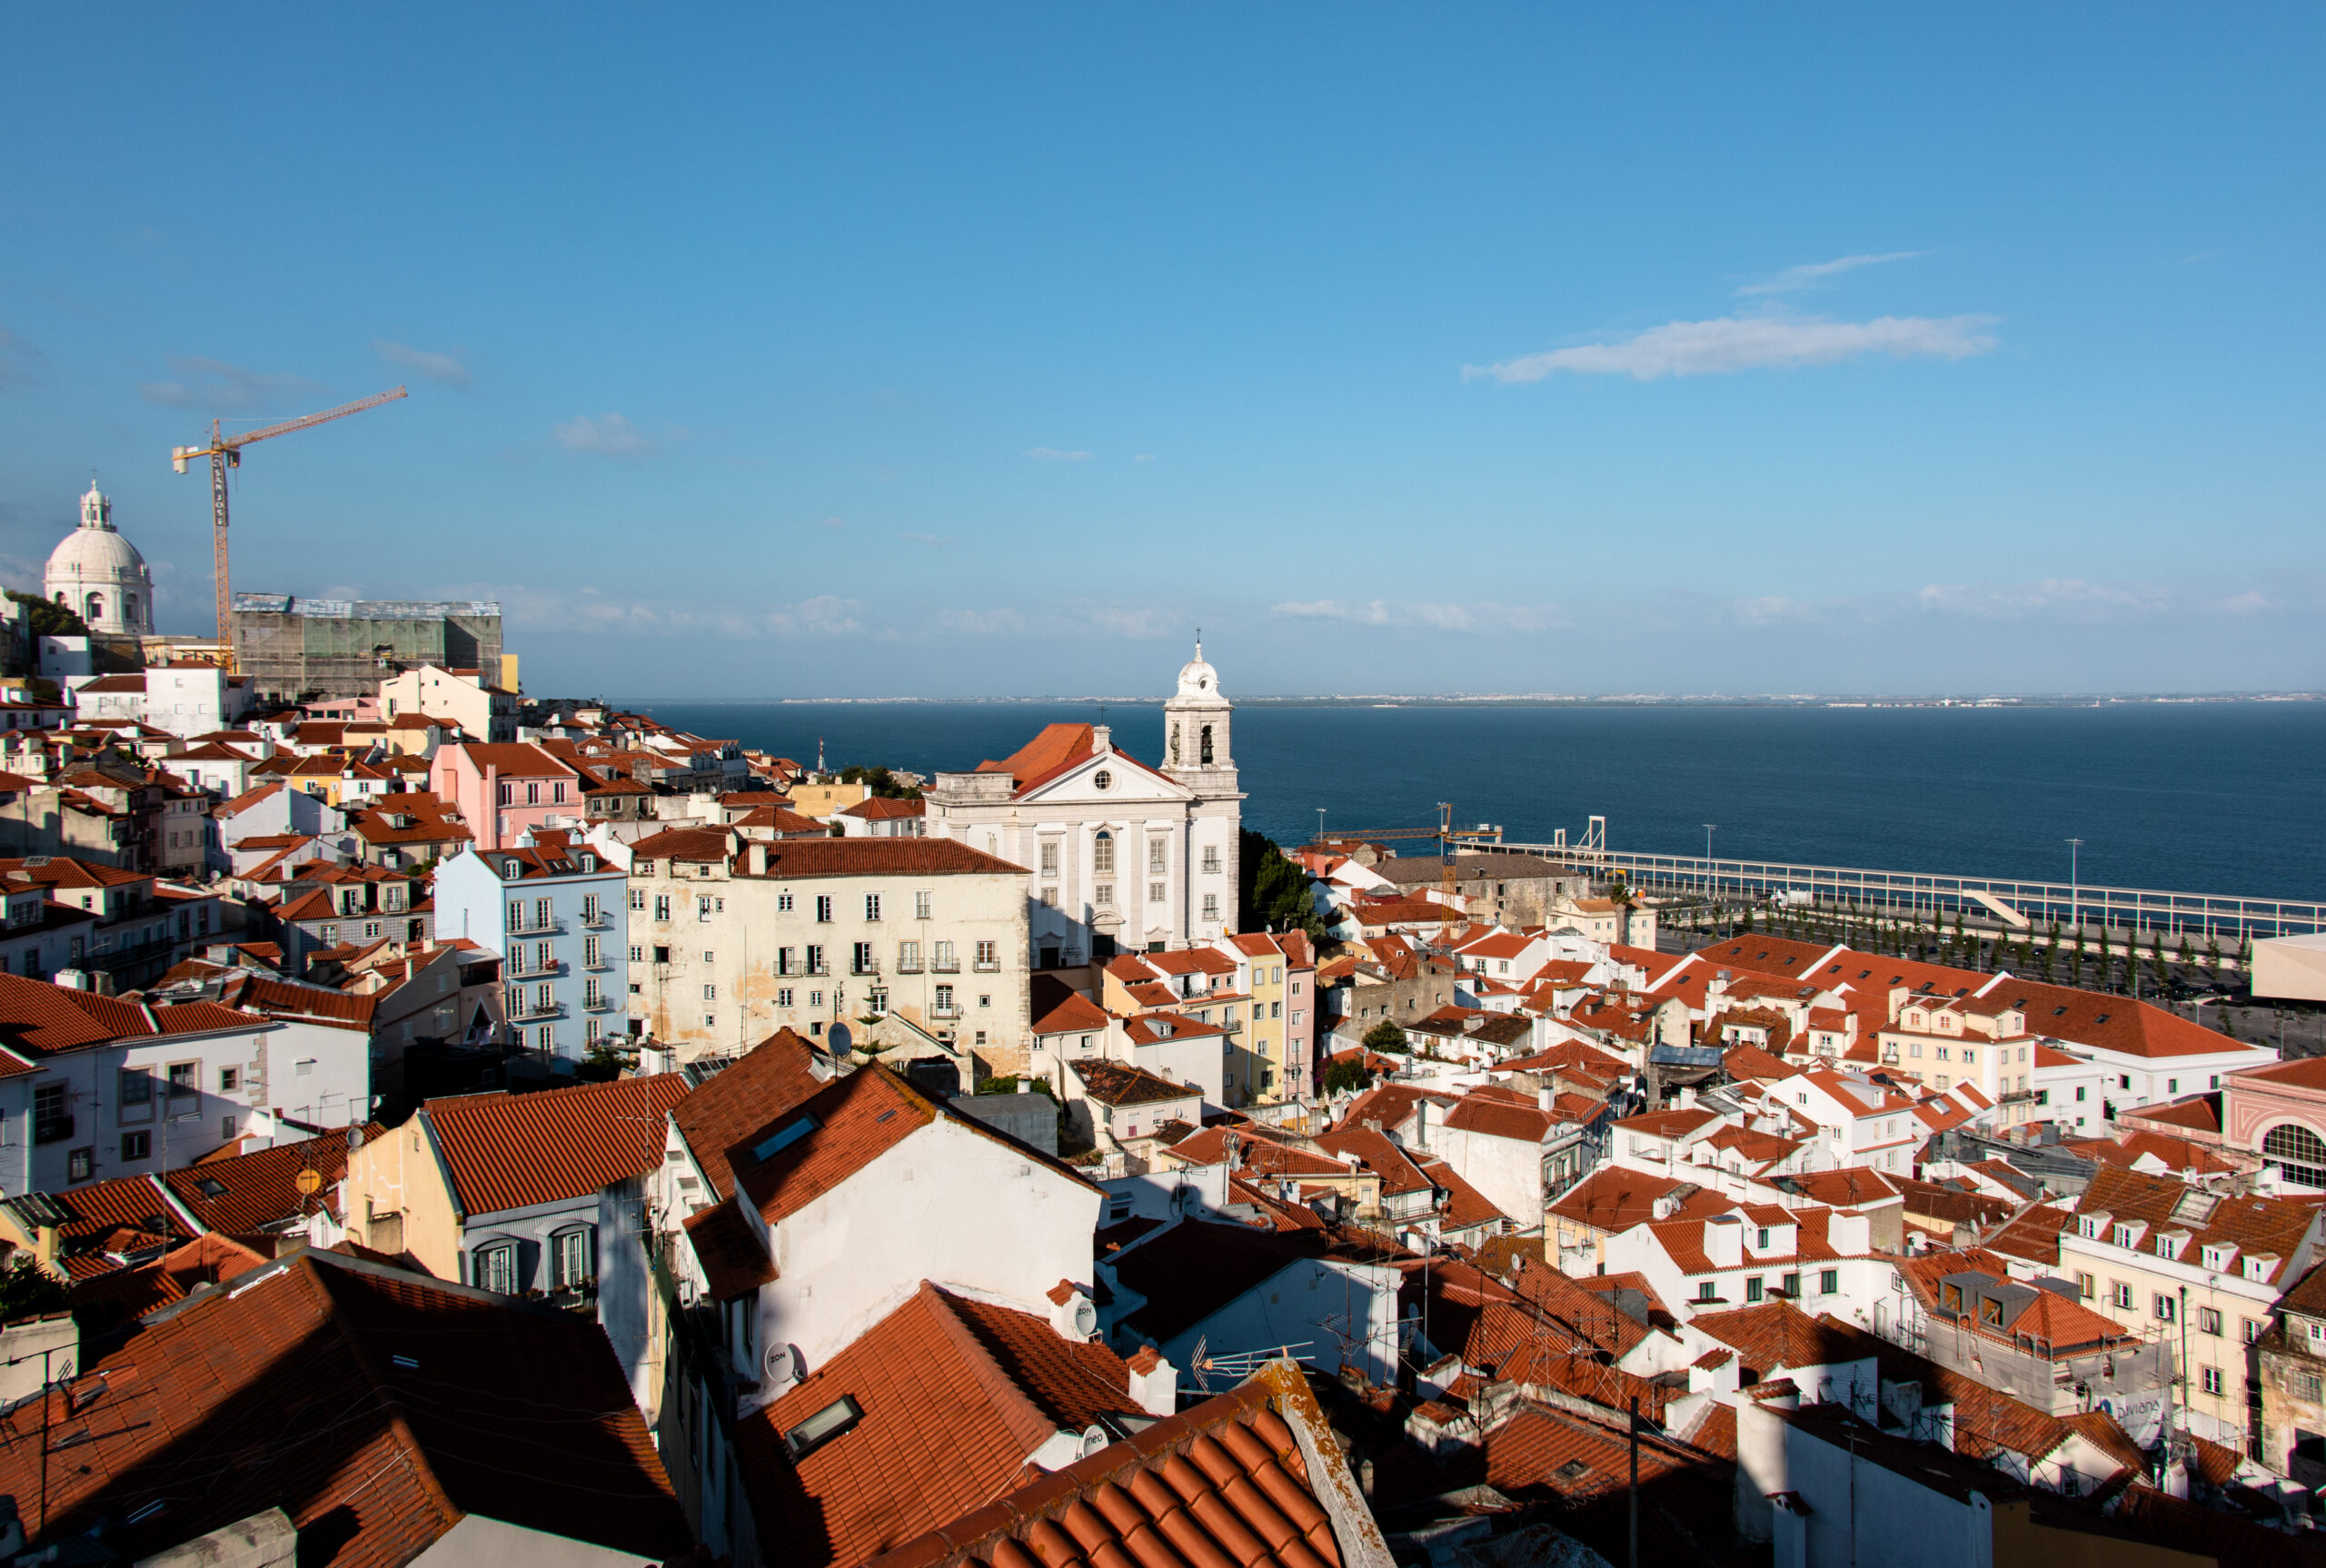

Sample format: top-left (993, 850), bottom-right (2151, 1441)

top-left (429, 741), bottom-right (582, 851)
top-left (2225, 1057), bottom-right (2326, 1187)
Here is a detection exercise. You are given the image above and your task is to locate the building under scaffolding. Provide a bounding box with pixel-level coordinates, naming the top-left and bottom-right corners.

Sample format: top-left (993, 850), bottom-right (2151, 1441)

top-left (229, 592), bottom-right (502, 703)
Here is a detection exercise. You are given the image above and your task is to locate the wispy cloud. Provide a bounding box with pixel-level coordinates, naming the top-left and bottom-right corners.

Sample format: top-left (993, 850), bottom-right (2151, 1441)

top-left (1735, 251), bottom-right (1931, 296)
top-left (374, 339), bottom-right (472, 388)
top-left (1131, 453), bottom-right (1157, 463)
top-left (1270, 599), bottom-right (1564, 633)
top-left (936, 608), bottom-right (1025, 635)
top-left (1079, 606), bottom-right (1175, 640)
top-left (1914, 578), bottom-right (2174, 622)
top-left (1466, 313), bottom-right (1998, 383)
top-left (554, 413), bottom-right (654, 457)
top-left (139, 356), bottom-right (323, 411)
top-left (765, 595), bottom-right (862, 636)
top-left (1027, 447), bottom-right (1093, 462)
top-left (819, 517), bottom-right (846, 531)
top-left (900, 531), bottom-right (954, 548)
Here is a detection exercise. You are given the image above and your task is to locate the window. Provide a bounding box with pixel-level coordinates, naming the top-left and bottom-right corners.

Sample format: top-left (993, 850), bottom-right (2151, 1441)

top-left (1093, 832), bottom-right (1115, 874)
top-left (476, 1245), bottom-right (519, 1295)
top-left (584, 936), bottom-right (601, 968)
top-left (2264, 1124), bottom-right (2326, 1187)
top-left (778, 892), bottom-right (794, 913)
top-left (805, 944), bottom-right (826, 976)
top-left (1093, 769), bottom-right (1112, 791)
top-left (1756, 1227), bottom-right (1770, 1250)
top-left (2202, 1365), bottom-right (2224, 1397)
top-left (2200, 1305), bottom-right (2223, 1335)
top-left (1745, 1277), bottom-right (1764, 1303)
top-left (121, 1131), bottom-right (149, 1162)
top-left (914, 890), bottom-right (931, 919)
top-left (1039, 887), bottom-right (1058, 908)
top-left (1201, 846), bottom-right (1221, 874)
top-left (219, 1067), bottom-right (239, 1093)
top-left (1149, 839), bottom-right (1166, 872)
top-left (1150, 882), bottom-right (1167, 904)
top-left (536, 898), bottom-right (552, 928)
top-left (119, 1067), bottom-right (152, 1107)
top-left (2113, 1282), bottom-right (2135, 1309)
top-left (1695, 1281), bottom-right (1716, 1303)
top-left (899, 940), bottom-right (921, 971)
top-left (1201, 894), bottom-right (1219, 920)
top-left (584, 978), bottom-right (603, 1008)
top-left (2245, 1318), bottom-right (2265, 1344)
top-left (1780, 1272), bottom-right (1800, 1297)
top-left (167, 1062), bottom-right (197, 1100)
top-left (630, 888), bottom-right (647, 910)
top-left (777, 987), bottom-right (794, 1007)
top-left (815, 896), bottom-right (833, 923)
top-left (975, 940), bottom-right (997, 970)
top-left (2154, 1294), bottom-right (2175, 1323)
top-left (1095, 884), bottom-right (1114, 908)
top-left (2076, 1272), bottom-right (2095, 1299)
top-left (552, 1229), bottom-right (591, 1289)
top-left (1040, 843), bottom-right (1059, 876)
top-left (582, 894), bottom-right (601, 924)
top-left (221, 1115), bottom-right (237, 1139)
top-left (933, 940), bottom-right (957, 971)
top-left (654, 945), bottom-right (671, 964)
top-left (852, 943), bottom-right (875, 975)
top-left (698, 896), bottom-right (715, 922)
top-left (67, 1147), bottom-right (93, 1182)
top-left (783, 1395), bottom-right (863, 1459)
top-left (864, 894), bottom-right (881, 921)
top-left (1819, 1268), bottom-right (1838, 1295)
top-left (935, 984), bottom-right (956, 1015)
top-left (653, 895), bottom-right (671, 922)
top-left (703, 984), bottom-right (718, 1001)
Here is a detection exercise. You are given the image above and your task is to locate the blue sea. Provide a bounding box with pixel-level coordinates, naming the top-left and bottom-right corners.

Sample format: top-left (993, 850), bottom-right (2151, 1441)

top-left (625, 700), bottom-right (2326, 902)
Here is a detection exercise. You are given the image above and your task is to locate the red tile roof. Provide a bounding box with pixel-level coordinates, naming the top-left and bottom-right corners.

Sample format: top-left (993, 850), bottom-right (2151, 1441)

top-left (861, 1362), bottom-right (1373, 1568)
top-left (162, 1126), bottom-right (381, 1234)
top-left (422, 1075), bottom-right (691, 1216)
top-left (669, 1028), bottom-right (830, 1200)
top-left (1688, 1299), bottom-right (1888, 1377)
top-left (0, 1250), bottom-right (690, 1565)
top-left (734, 1280), bottom-right (1138, 1567)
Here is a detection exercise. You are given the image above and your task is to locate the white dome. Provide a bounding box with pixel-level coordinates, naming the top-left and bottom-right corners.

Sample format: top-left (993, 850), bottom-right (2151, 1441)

top-left (1175, 636), bottom-right (1221, 700)
top-left (45, 482), bottom-right (154, 635)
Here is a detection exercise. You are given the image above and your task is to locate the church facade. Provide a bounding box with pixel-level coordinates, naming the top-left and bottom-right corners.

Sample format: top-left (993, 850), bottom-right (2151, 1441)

top-left (45, 483), bottom-right (155, 637)
top-left (925, 643), bottom-right (1245, 965)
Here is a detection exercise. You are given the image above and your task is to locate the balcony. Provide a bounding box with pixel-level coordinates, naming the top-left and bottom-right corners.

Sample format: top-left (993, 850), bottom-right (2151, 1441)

top-left (507, 997), bottom-right (567, 1023)
top-left (2000, 1089), bottom-right (2041, 1106)
top-left (510, 917), bottom-right (568, 937)
top-left (897, 958), bottom-right (924, 974)
top-left (930, 1004), bottom-right (961, 1019)
top-left (507, 958), bottom-right (566, 980)
top-left (583, 995), bottom-right (617, 1013)
top-left (930, 960), bottom-right (960, 974)
top-left (581, 910), bottom-right (614, 929)
top-left (972, 959), bottom-right (999, 973)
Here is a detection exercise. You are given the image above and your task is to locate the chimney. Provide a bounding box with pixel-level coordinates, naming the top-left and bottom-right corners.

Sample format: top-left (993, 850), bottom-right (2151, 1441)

top-left (1092, 725), bottom-right (1112, 754)
top-left (748, 841), bottom-right (770, 877)
top-left (1126, 1345), bottom-right (1177, 1416)
top-left (1538, 1086), bottom-right (1556, 1113)
top-left (1704, 1214), bottom-right (1744, 1270)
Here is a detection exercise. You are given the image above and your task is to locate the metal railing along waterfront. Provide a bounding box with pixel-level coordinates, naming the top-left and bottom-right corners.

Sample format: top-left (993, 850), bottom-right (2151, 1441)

top-left (1455, 830), bottom-right (2326, 939)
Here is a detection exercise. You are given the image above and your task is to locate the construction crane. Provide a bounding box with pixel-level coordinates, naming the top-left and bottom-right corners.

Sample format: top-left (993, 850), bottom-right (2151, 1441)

top-left (172, 386), bottom-right (408, 657)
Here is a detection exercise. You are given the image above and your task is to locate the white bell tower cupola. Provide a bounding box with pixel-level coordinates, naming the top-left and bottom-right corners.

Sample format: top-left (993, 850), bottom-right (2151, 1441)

top-left (1163, 633), bottom-right (1235, 789)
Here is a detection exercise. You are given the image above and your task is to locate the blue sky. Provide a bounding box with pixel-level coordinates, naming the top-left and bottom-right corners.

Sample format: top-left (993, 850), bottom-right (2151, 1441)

top-left (3, 5), bottom-right (2321, 698)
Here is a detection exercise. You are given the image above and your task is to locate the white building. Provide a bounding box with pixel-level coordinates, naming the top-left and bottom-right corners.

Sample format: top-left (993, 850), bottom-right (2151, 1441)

top-left (923, 641), bottom-right (1243, 965)
top-left (45, 483), bottom-right (154, 637)
top-left (1601, 1203), bottom-right (1891, 1328)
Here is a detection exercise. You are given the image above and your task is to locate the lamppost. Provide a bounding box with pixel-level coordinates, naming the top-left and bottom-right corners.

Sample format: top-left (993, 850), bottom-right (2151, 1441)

top-left (1704, 825), bottom-right (1717, 907)
top-left (2066, 838), bottom-right (2083, 934)
top-left (1316, 808), bottom-right (1327, 845)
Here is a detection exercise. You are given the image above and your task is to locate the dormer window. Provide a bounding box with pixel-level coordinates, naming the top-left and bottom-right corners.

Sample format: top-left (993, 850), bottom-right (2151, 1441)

top-left (580, 854), bottom-right (597, 872)
top-left (503, 859), bottom-right (521, 878)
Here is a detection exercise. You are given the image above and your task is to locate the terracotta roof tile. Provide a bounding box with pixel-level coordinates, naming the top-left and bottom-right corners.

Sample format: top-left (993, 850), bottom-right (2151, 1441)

top-left (423, 1075), bottom-right (691, 1216)
top-left (669, 1028), bottom-right (831, 1199)
top-left (162, 1126), bottom-right (383, 1234)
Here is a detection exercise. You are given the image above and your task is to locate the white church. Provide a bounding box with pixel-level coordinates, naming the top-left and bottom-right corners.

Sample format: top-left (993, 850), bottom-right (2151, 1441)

top-left (924, 641), bottom-right (1245, 964)
top-left (45, 481), bottom-right (155, 637)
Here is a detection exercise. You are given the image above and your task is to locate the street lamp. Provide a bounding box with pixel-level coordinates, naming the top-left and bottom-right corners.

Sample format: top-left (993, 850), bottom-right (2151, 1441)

top-left (1704, 825), bottom-right (1717, 901)
top-left (2066, 838), bottom-right (2083, 934)
top-left (1316, 808), bottom-right (1327, 845)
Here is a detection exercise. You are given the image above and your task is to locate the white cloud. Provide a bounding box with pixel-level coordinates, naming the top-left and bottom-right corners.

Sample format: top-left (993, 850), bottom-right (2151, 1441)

top-left (820, 517), bottom-right (846, 530)
top-left (554, 413), bottom-right (654, 457)
top-left (1079, 606), bottom-right (1175, 640)
top-left (1467, 313), bottom-right (1999, 383)
top-left (1269, 599), bottom-right (1564, 633)
top-left (1132, 453), bottom-right (1157, 463)
top-left (139, 356), bottom-right (323, 411)
top-left (936, 608), bottom-right (1025, 636)
top-left (374, 339), bottom-right (472, 388)
top-left (1732, 596), bottom-right (1811, 627)
top-left (765, 595), bottom-right (864, 636)
top-left (1915, 579), bottom-right (2172, 622)
top-left (900, 531), bottom-right (954, 548)
top-left (1027, 447), bottom-right (1094, 462)
top-left (1736, 251), bottom-right (1931, 296)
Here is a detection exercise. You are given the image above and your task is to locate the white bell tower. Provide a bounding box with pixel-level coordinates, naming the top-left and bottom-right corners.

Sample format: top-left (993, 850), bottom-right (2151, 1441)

top-left (1163, 634), bottom-right (1234, 786)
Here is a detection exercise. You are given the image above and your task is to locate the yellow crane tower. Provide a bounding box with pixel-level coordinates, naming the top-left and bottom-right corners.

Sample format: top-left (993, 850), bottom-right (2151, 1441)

top-left (172, 385), bottom-right (408, 662)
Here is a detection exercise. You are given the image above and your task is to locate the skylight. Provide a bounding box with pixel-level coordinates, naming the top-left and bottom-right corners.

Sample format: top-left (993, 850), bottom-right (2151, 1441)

top-left (752, 1114), bottom-right (820, 1164)
top-left (784, 1395), bottom-right (862, 1459)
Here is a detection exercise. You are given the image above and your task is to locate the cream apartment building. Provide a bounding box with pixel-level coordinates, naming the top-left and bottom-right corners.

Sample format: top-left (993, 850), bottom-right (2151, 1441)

top-left (2063, 1163), bottom-right (2326, 1449)
top-left (624, 826), bottom-right (1031, 1077)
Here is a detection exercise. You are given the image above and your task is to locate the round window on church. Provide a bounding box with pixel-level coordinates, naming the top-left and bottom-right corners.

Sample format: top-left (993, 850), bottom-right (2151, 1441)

top-left (1093, 769), bottom-right (1112, 791)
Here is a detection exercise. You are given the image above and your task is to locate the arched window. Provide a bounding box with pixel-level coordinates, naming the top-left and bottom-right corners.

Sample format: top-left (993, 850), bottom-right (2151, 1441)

top-left (124, 593), bottom-right (139, 624)
top-left (1093, 831), bottom-right (1115, 874)
top-left (85, 593), bottom-right (104, 624)
top-left (1199, 724), bottom-right (1214, 765)
top-left (2264, 1124), bottom-right (2326, 1188)
top-left (473, 1241), bottom-right (520, 1295)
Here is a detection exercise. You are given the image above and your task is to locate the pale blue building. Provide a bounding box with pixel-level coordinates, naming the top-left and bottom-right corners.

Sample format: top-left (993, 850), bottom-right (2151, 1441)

top-left (434, 838), bottom-right (629, 1063)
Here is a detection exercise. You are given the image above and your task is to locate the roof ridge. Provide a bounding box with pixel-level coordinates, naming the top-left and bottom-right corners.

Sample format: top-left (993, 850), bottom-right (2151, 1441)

top-left (921, 1283), bottom-right (1096, 1447)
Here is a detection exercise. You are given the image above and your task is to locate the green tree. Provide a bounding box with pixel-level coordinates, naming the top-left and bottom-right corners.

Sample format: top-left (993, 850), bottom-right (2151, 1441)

top-left (1322, 1055), bottom-right (1375, 1096)
top-left (2206, 934), bottom-right (2223, 978)
top-left (1238, 829), bottom-right (1326, 940)
top-left (1362, 1020), bottom-right (1409, 1054)
top-left (2041, 925), bottom-right (2059, 983)
top-left (5, 589), bottom-right (89, 641)
top-left (0, 1255), bottom-right (67, 1319)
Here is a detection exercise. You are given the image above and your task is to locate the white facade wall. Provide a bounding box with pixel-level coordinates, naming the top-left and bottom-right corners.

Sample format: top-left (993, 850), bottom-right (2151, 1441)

top-left (0, 1013), bottom-right (371, 1198)
top-left (1431, 1122), bottom-right (1545, 1229)
top-left (1110, 1249), bottom-right (1401, 1388)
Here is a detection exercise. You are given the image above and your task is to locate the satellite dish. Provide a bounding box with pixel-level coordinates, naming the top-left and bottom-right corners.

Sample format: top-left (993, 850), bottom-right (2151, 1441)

top-left (293, 1168), bottom-right (323, 1197)
top-left (1071, 1298), bottom-right (1098, 1337)
top-left (763, 1344), bottom-right (801, 1386)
